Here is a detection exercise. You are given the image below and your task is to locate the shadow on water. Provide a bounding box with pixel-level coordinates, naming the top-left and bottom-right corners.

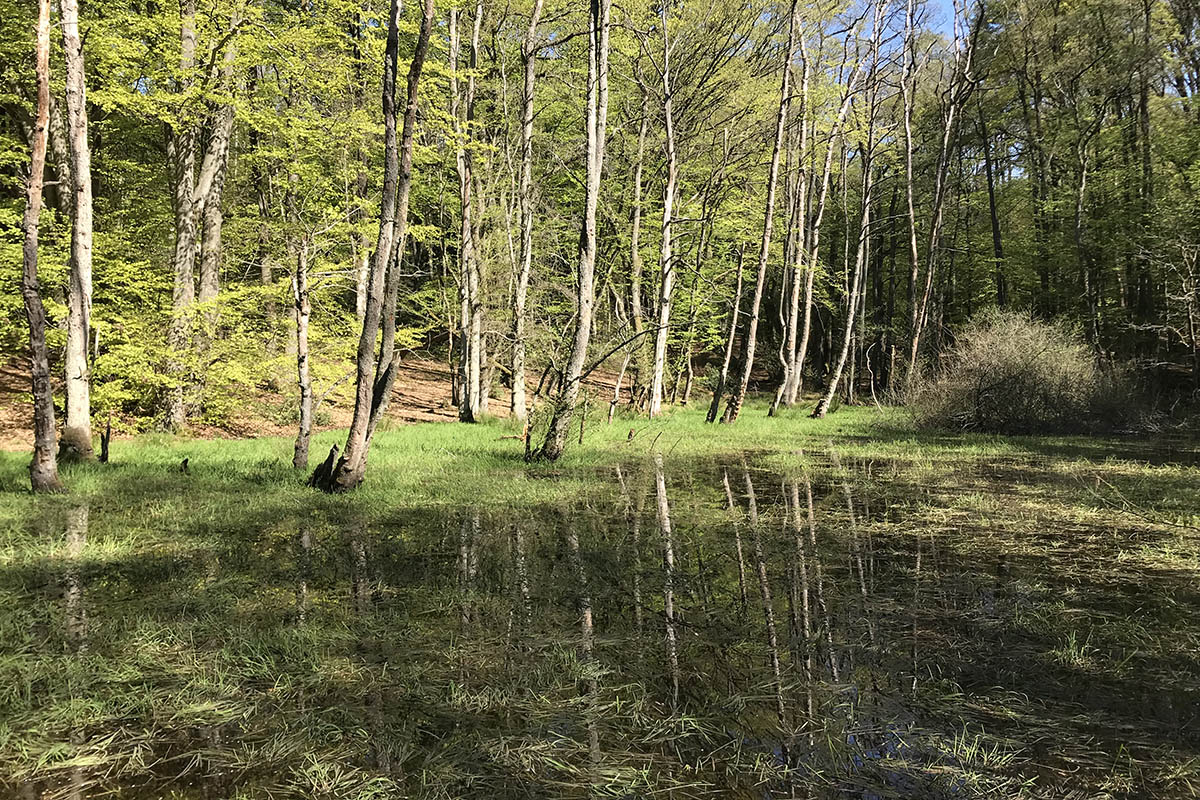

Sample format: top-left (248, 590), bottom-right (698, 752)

top-left (2, 449), bottom-right (1198, 799)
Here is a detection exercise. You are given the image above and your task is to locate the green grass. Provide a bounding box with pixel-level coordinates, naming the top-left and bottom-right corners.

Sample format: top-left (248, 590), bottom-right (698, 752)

top-left (0, 401), bottom-right (1197, 798)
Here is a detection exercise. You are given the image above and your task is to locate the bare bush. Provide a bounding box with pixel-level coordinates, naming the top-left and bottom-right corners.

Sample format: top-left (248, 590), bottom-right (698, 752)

top-left (908, 310), bottom-right (1136, 434)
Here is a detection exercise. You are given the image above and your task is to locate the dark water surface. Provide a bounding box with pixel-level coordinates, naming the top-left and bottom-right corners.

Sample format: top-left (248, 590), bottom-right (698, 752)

top-left (4, 454), bottom-right (1198, 798)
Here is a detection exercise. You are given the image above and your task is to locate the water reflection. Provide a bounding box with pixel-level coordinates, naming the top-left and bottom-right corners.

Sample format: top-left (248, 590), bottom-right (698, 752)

top-left (5, 456), bottom-right (1199, 798)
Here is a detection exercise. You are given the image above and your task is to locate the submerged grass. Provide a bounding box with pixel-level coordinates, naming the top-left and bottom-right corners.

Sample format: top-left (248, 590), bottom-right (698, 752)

top-left (0, 400), bottom-right (1197, 798)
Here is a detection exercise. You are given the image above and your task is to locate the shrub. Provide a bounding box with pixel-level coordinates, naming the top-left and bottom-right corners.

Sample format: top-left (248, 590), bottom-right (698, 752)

top-left (908, 309), bottom-right (1136, 434)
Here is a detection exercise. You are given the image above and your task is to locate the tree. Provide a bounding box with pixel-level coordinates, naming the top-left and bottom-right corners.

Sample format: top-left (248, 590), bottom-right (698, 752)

top-left (58, 0), bottom-right (93, 460)
top-left (535, 0), bottom-right (611, 461)
top-left (311, 0), bottom-right (436, 492)
top-left (510, 0), bottom-right (545, 423)
top-left (716, 0), bottom-right (798, 424)
top-left (19, 0), bottom-right (61, 491)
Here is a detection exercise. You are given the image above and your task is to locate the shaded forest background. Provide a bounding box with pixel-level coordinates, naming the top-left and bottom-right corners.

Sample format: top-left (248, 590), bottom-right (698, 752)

top-left (1, 0), bottom-right (1198, 445)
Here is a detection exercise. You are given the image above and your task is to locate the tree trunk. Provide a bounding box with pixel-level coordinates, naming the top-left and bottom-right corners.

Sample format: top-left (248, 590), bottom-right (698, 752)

top-left (814, 8), bottom-right (884, 417)
top-left (721, 0), bottom-right (797, 423)
top-left (648, 9), bottom-right (678, 419)
top-left (165, 0), bottom-right (198, 431)
top-left (59, 0), bottom-right (93, 460)
top-left (707, 246), bottom-right (744, 422)
top-left (451, 2), bottom-right (485, 422)
top-left (511, 0), bottom-right (544, 422)
top-left (197, 95), bottom-right (235, 334)
top-left (292, 239), bottom-right (312, 470)
top-left (536, 0), bottom-right (610, 461)
top-left (21, 0), bottom-right (62, 492)
top-left (629, 98), bottom-right (649, 402)
top-left (314, 0), bottom-right (435, 491)
top-left (776, 56), bottom-right (810, 411)
top-left (814, 147), bottom-right (874, 417)
top-left (978, 97), bottom-right (1006, 307)
top-left (905, 12), bottom-right (976, 387)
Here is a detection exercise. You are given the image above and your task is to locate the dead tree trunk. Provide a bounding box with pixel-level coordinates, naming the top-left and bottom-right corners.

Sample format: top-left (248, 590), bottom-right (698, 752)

top-left (21, 0), bottom-right (62, 492)
top-left (536, 0), bottom-right (610, 461)
top-left (313, 0), bottom-right (435, 491)
top-left (59, 0), bottom-right (94, 460)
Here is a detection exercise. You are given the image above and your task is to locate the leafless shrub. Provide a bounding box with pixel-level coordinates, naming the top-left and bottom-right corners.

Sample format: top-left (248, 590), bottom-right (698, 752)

top-left (908, 310), bottom-right (1139, 434)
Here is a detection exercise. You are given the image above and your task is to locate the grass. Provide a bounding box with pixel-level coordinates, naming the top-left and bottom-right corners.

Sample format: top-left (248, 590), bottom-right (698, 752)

top-left (0, 400), bottom-right (1197, 798)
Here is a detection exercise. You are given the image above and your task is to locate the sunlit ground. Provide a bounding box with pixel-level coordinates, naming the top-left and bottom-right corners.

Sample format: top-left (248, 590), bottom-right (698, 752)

top-left (1, 403), bottom-right (1197, 798)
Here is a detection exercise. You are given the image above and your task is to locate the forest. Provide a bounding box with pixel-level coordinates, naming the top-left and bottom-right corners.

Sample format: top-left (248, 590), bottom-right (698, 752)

top-left (1, 0), bottom-right (1199, 796)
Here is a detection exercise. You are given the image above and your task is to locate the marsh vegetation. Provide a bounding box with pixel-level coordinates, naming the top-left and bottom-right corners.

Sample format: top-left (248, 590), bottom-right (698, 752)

top-left (2, 408), bottom-right (1197, 798)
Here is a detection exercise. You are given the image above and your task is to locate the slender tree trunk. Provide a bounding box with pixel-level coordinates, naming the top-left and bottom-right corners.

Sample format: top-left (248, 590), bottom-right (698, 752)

top-left (292, 239), bottom-right (312, 469)
top-left (978, 97), bottom-right (1006, 307)
top-left (789, 39), bottom-right (862, 410)
top-left (722, 0), bottom-right (797, 423)
top-left (21, 0), bottom-right (62, 492)
top-left (537, 0), bottom-right (610, 460)
top-left (59, 0), bottom-right (93, 460)
top-left (450, 6), bottom-right (482, 422)
top-left (777, 56), bottom-right (810, 410)
top-left (649, 9), bottom-right (678, 418)
top-left (315, 0), bottom-right (435, 491)
top-left (629, 98), bottom-right (649, 400)
top-left (814, 149), bottom-right (874, 417)
top-left (511, 0), bottom-right (544, 422)
top-left (814, 9), bottom-right (884, 416)
top-left (707, 246), bottom-right (744, 422)
top-left (906, 11), bottom-right (978, 385)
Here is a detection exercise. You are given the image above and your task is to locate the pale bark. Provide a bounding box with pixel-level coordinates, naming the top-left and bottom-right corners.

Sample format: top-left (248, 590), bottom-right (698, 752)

top-left (721, 0), bottom-right (797, 423)
top-left (813, 6), bottom-right (884, 417)
top-left (511, 0), bottom-right (544, 422)
top-left (776, 56), bottom-right (810, 410)
top-left (21, 0), bottom-right (62, 492)
top-left (813, 155), bottom-right (873, 417)
top-left (648, 8), bottom-right (678, 418)
top-left (292, 239), bottom-right (312, 469)
top-left (629, 99), bottom-right (649, 400)
top-left (59, 0), bottom-right (93, 460)
top-left (166, 0), bottom-right (197, 430)
top-left (905, 6), bottom-right (978, 386)
top-left (536, 0), bottom-right (610, 460)
top-left (315, 0), bottom-right (435, 491)
top-left (451, 2), bottom-right (485, 422)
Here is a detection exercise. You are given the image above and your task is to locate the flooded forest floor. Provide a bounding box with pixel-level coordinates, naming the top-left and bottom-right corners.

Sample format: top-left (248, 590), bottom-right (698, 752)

top-left (1, 404), bottom-right (1198, 799)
